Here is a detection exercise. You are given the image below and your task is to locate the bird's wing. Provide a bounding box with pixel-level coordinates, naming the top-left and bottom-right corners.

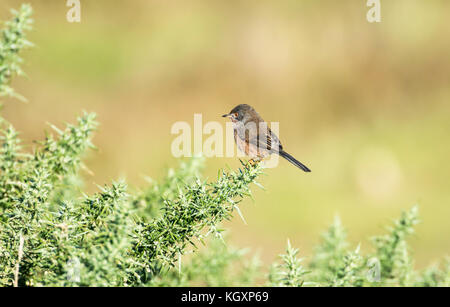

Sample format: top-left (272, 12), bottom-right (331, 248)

top-left (245, 122), bottom-right (282, 153)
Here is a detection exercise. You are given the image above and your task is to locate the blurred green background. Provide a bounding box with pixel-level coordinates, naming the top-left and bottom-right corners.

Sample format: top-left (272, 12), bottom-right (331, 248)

top-left (1, 0), bottom-right (449, 268)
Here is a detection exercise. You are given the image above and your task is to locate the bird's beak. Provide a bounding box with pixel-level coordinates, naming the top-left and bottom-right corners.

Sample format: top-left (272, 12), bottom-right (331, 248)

top-left (222, 113), bottom-right (231, 118)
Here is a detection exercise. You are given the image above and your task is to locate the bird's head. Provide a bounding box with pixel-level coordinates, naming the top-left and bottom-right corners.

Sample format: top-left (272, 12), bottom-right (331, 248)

top-left (222, 104), bottom-right (257, 123)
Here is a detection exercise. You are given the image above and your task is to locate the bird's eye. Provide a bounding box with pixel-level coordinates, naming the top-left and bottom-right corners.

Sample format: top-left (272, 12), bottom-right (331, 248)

top-left (233, 112), bottom-right (239, 118)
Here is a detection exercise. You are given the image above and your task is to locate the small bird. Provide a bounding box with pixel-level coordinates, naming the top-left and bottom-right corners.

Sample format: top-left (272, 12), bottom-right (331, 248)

top-left (222, 104), bottom-right (311, 172)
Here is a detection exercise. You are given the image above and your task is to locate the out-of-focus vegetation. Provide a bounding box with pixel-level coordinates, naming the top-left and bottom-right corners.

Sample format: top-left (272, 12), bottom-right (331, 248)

top-left (0, 3), bottom-right (32, 100)
top-left (0, 0), bottom-right (449, 270)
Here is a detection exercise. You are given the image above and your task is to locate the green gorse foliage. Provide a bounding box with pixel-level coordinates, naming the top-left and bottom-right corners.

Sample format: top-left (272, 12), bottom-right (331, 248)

top-left (300, 205), bottom-right (448, 287)
top-left (0, 112), bottom-right (99, 286)
top-left (269, 240), bottom-right (309, 287)
top-left (415, 259), bottom-right (450, 287)
top-left (0, 4), bottom-right (33, 100)
top-left (150, 237), bottom-right (262, 287)
top-left (0, 4), bottom-right (448, 287)
top-left (331, 245), bottom-right (364, 287)
top-left (130, 161), bottom-right (262, 282)
top-left (309, 215), bottom-right (349, 283)
top-left (371, 206), bottom-right (419, 286)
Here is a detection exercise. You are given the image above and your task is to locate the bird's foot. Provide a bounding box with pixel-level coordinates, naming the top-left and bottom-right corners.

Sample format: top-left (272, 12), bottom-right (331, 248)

top-left (248, 159), bottom-right (260, 166)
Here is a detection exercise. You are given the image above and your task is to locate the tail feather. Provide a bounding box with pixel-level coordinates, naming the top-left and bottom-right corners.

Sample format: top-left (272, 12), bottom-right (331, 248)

top-left (279, 150), bottom-right (311, 172)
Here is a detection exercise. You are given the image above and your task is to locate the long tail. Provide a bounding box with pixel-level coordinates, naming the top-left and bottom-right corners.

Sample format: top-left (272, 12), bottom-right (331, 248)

top-left (279, 150), bottom-right (311, 172)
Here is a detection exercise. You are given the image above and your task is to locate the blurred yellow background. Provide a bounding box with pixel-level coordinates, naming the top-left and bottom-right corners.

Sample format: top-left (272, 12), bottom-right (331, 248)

top-left (1, 0), bottom-right (449, 268)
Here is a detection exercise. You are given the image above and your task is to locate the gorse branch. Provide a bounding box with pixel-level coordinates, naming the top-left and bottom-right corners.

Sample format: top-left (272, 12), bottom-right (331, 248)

top-left (269, 240), bottom-right (309, 287)
top-left (131, 157), bottom-right (204, 219)
top-left (372, 206), bottom-right (419, 285)
top-left (309, 215), bottom-right (349, 284)
top-left (0, 4), bottom-right (33, 100)
top-left (331, 245), bottom-right (364, 287)
top-left (130, 161), bottom-right (262, 280)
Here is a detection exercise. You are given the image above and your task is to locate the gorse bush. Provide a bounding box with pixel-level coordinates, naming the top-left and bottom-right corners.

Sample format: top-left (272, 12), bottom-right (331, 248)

top-left (0, 4), bottom-right (448, 287)
top-left (0, 5), bottom-right (264, 286)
